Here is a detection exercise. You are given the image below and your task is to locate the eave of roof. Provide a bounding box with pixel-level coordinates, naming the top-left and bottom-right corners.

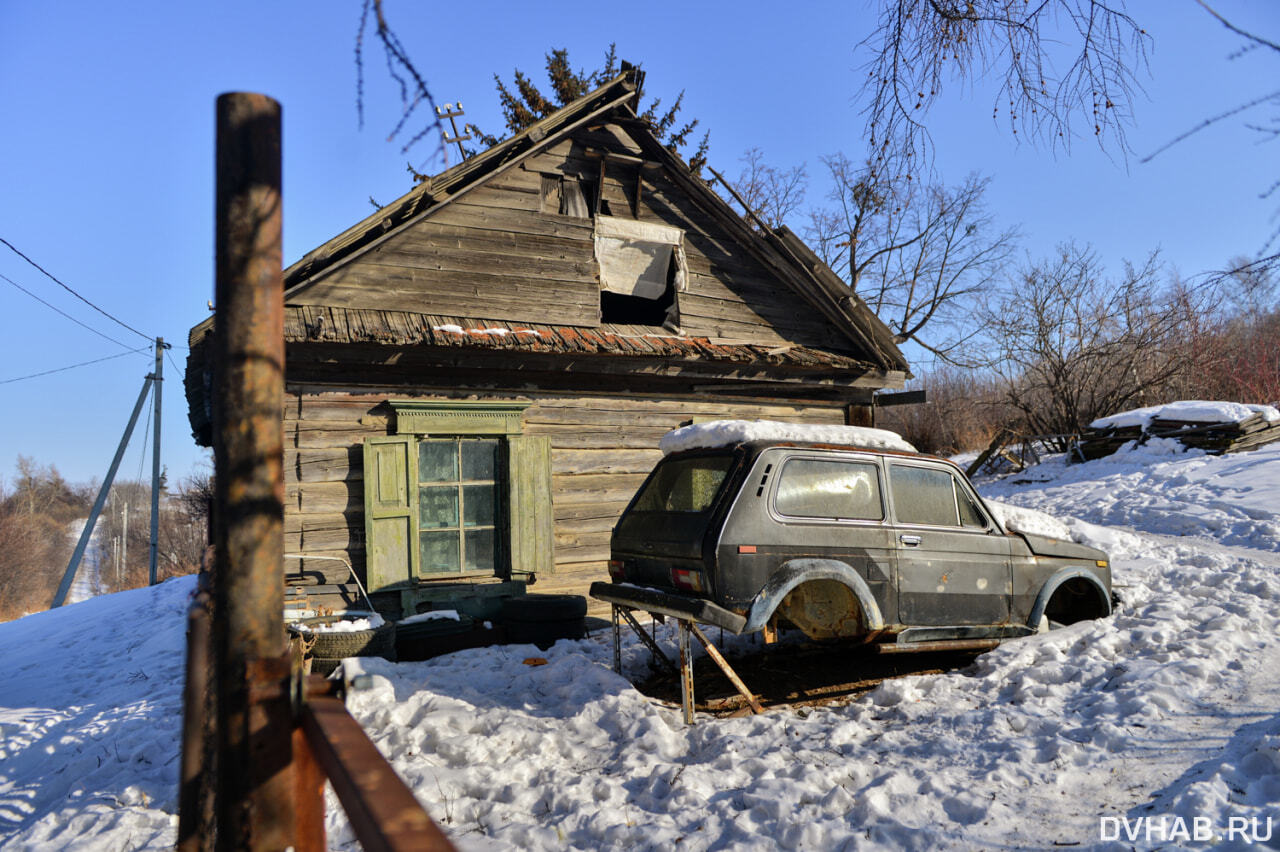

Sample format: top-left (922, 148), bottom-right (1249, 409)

top-left (278, 306), bottom-right (881, 373)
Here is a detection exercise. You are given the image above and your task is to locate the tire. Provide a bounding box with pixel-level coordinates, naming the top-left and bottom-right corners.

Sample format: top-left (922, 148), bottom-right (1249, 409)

top-left (309, 657), bottom-right (344, 677)
top-left (500, 594), bottom-right (587, 623)
top-left (288, 615), bottom-right (396, 660)
top-left (500, 594), bottom-right (587, 649)
top-left (505, 619), bottom-right (585, 649)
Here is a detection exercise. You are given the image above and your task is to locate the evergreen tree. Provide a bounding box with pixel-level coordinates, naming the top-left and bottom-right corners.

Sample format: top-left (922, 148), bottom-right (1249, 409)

top-left (474, 45), bottom-right (709, 174)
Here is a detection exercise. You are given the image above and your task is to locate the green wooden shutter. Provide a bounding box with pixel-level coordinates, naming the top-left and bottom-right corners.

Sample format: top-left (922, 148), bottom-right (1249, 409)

top-left (506, 434), bottom-right (554, 576)
top-left (363, 436), bottom-right (418, 591)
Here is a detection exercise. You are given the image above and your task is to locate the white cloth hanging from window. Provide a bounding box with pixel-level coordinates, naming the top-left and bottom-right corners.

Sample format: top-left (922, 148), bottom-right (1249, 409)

top-left (594, 215), bottom-right (686, 299)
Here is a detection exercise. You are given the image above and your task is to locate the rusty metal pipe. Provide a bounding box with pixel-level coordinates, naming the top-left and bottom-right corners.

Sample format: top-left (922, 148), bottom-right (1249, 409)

top-left (303, 696), bottom-right (455, 852)
top-left (211, 91), bottom-right (290, 850)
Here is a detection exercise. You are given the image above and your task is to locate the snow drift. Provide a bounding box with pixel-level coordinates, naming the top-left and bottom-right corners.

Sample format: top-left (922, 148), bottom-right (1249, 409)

top-left (3, 443), bottom-right (1280, 849)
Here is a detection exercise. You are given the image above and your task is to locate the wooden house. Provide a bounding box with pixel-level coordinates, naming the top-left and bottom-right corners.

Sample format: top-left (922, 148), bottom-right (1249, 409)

top-left (185, 69), bottom-right (909, 618)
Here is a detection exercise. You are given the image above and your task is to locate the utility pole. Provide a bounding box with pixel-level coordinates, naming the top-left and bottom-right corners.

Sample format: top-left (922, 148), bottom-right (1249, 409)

top-left (149, 336), bottom-right (169, 585)
top-left (52, 374), bottom-right (154, 607)
top-left (121, 503), bottom-right (129, 581)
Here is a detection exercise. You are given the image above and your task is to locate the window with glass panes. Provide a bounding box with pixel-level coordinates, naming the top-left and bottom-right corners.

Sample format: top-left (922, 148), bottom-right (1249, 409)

top-left (416, 438), bottom-right (501, 575)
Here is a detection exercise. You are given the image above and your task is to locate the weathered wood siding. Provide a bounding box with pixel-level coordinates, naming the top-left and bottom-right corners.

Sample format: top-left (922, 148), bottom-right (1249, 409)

top-left (287, 125), bottom-right (854, 354)
top-left (284, 386), bottom-right (845, 612)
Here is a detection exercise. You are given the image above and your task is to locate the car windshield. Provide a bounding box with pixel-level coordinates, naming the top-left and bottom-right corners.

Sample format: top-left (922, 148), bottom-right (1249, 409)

top-left (631, 454), bottom-right (734, 513)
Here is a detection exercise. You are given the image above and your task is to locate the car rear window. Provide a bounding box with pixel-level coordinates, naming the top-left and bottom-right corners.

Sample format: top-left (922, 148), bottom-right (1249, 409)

top-left (631, 455), bottom-right (734, 513)
top-left (774, 458), bottom-right (883, 521)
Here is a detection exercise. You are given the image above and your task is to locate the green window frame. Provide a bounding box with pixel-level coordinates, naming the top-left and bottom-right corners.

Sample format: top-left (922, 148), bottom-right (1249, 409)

top-left (417, 437), bottom-right (502, 577)
top-left (362, 401), bottom-right (553, 592)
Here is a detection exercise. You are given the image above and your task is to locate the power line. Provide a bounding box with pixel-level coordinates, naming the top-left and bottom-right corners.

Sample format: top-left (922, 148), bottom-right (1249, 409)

top-left (0, 347), bottom-right (149, 386)
top-left (0, 236), bottom-right (152, 342)
top-left (165, 350), bottom-right (185, 381)
top-left (0, 270), bottom-right (137, 352)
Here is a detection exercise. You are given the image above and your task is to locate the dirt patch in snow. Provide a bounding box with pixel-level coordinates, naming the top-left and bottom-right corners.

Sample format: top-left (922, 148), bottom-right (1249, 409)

top-left (634, 641), bottom-right (989, 715)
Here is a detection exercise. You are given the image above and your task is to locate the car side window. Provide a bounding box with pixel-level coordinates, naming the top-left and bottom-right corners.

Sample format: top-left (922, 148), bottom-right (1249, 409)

top-left (890, 464), bottom-right (960, 527)
top-left (955, 480), bottom-right (989, 529)
top-left (774, 458), bottom-right (884, 521)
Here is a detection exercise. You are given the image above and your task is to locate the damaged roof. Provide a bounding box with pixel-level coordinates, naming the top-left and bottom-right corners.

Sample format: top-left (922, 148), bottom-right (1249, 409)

top-left (281, 69), bottom-right (909, 375)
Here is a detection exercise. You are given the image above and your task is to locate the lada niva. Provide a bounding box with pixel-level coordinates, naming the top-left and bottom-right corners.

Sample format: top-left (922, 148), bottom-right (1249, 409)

top-left (591, 428), bottom-right (1111, 646)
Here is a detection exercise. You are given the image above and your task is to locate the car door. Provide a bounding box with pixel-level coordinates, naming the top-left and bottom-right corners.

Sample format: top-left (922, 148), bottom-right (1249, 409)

top-left (887, 462), bottom-right (1011, 626)
top-left (761, 451), bottom-right (899, 623)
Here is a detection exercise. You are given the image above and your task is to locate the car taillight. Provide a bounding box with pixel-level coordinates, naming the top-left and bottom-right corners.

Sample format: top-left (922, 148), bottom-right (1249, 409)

top-left (608, 559), bottom-right (626, 581)
top-left (670, 567), bottom-right (706, 593)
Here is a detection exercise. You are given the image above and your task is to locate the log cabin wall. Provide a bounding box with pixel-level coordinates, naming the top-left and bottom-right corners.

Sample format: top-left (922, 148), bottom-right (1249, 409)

top-left (284, 385), bottom-right (845, 613)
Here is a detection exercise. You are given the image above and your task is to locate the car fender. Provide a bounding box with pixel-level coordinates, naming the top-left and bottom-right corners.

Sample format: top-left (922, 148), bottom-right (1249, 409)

top-left (1026, 567), bottom-right (1112, 628)
top-left (743, 558), bottom-right (885, 634)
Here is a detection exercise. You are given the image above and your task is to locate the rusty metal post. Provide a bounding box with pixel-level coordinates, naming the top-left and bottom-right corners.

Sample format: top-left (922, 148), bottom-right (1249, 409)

top-left (677, 619), bottom-right (695, 725)
top-left (611, 605), bottom-right (621, 674)
top-left (688, 623), bottom-right (764, 715)
top-left (211, 91), bottom-right (291, 849)
top-left (178, 573), bottom-right (214, 852)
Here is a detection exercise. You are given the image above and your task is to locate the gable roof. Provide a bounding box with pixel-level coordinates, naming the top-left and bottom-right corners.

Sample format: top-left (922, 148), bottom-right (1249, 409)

top-left (283, 70), bottom-right (909, 375)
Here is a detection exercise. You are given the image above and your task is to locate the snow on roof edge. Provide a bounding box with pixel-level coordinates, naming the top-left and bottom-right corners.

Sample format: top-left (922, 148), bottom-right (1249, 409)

top-left (660, 419), bottom-right (917, 456)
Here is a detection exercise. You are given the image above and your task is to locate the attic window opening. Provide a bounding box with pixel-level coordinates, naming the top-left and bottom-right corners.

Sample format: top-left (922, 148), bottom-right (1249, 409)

top-left (541, 173), bottom-right (596, 218)
top-left (594, 215), bottom-right (686, 328)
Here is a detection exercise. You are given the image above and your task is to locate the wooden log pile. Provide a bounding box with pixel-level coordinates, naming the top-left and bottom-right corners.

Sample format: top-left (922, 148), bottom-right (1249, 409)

top-left (1076, 411), bottom-right (1280, 460)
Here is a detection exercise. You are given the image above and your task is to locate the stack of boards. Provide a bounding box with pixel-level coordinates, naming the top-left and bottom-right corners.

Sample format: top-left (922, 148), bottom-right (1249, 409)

top-left (1076, 411), bottom-right (1280, 460)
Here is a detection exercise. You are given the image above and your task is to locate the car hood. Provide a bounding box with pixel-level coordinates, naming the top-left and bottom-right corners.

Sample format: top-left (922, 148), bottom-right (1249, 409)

top-left (1017, 532), bottom-right (1107, 563)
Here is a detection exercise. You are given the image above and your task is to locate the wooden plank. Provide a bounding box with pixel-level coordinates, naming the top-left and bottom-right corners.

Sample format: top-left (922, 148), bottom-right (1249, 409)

top-left (293, 481), bottom-right (362, 515)
top-left (285, 448), bottom-right (362, 484)
top-left (551, 448), bottom-right (661, 475)
top-left (425, 200), bottom-right (596, 239)
top-left (406, 220), bottom-right (594, 257)
top-left (363, 240), bottom-right (597, 282)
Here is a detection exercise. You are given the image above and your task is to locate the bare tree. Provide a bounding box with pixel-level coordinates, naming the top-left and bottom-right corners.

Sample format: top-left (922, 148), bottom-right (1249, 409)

top-left (861, 1), bottom-right (1279, 258)
top-left (731, 148), bottom-right (809, 229)
top-left (354, 0), bottom-right (444, 157)
top-left (806, 158), bottom-right (1017, 363)
top-left (980, 244), bottom-right (1198, 444)
top-left (859, 0), bottom-right (1150, 181)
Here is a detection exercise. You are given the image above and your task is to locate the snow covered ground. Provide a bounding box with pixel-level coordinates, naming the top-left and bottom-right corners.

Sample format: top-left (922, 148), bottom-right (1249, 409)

top-left (2, 441), bottom-right (1279, 849)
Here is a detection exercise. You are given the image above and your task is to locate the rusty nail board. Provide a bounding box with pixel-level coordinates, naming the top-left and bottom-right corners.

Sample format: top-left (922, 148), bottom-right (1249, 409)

top-left (872, 638), bottom-right (1002, 655)
top-left (687, 623), bottom-right (765, 715)
top-left (302, 696), bottom-right (456, 852)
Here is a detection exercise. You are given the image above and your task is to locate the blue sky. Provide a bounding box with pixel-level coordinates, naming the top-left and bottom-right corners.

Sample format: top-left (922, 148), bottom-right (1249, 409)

top-left (1, 1), bottom-right (1275, 484)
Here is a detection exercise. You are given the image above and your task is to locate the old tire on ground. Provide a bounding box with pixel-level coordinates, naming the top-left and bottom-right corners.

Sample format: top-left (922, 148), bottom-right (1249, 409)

top-left (500, 594), bottom-right (587, 648)
top-left (288, 614), bottom-right (396, 661)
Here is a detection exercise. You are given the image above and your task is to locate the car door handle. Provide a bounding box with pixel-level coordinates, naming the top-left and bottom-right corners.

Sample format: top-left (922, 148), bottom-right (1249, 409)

top-left (899, 534), bottom-right (922, 547)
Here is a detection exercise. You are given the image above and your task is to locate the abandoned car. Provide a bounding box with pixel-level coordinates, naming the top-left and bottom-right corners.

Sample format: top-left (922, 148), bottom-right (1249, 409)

top-left (591, 422), bottom-right (1112, 647)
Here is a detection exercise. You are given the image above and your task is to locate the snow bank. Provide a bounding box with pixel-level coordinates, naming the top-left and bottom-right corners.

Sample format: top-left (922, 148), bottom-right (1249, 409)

top-left (659, 419), bottom-right (916, 456)
top-left (7, 440), bottom-right (1280, 850)
top-left (1091, 399), bottom-right (1280, 430)
top-left (0, 576), bottom-right (195, 849)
